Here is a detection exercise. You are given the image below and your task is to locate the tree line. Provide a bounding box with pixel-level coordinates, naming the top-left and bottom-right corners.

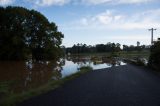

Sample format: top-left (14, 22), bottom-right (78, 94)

top-left (0, 6), bottom-right (64, 60)
top-left (123, 45), bottom-right (150, 51)
top-left (65, 43), bottom-right (150, 54)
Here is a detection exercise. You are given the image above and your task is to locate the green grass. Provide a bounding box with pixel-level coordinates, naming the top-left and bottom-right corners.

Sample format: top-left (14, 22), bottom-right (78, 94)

top-left (119, 51), bottom-right (150, 59)
top-left (0, 66), bottom-right (93, 106)
top-left (70, 51), bottom-right (150, 60)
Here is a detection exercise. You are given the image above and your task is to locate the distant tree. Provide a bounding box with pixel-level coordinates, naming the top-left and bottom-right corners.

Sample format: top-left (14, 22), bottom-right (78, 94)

top-left (137, 41), bottom-right (140, 47)
top-left (148, 39), bottom-right (160, 71)
top-left (0, 6), bottom-right (64, 60)
top-left (115, 43), bottom-right (121, 52)
top-left (66, 42), bottom-right (121, 54)
top-left (123, 44), bottom-right (144, 52)
top-left (96, 44), bottom-right (106, 52)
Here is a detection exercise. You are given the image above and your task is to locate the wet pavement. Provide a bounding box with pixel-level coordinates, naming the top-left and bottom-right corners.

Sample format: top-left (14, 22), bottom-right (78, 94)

top-left (18, 64), bottom-right (160, 106)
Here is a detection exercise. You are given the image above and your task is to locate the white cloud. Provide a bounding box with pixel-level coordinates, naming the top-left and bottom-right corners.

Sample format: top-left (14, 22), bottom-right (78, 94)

top-left (27, 0), bottom-right (70, 6)
top-left (94, 10), bottom-right (113, 24)
top-left (81, 0), bottom-right (112, 5)
top-left (117, 0), bottom-right (152, 4)
top-left (0, 0), bottom-right (14, 6)
top-left (63, 9), bottom-right (160, 30)
top-left (26, 0), bottom-right (156, 7)
top-left (81, 0), bottom-right (154, 5)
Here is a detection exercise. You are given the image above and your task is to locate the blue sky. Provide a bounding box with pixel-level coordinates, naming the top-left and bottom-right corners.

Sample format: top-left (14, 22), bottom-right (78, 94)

top-left (0, 0), bottom-right (160, 47)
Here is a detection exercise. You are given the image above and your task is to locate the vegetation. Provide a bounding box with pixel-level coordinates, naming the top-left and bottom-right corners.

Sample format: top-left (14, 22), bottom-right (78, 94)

top-left (0, 66), bottom-right (92, 106)
top-left (148, 39), bottom-right (160, 71)
top-left (0, 6), bottom-right (64, 60)
top-left (65, 43), bottom-right (150, 55)
top-left (66, 43), bottom-right (121, 54)
top-left (123, 44), bottom-right (150, 52)
top-left (119, 51), bottom-right (150, 59)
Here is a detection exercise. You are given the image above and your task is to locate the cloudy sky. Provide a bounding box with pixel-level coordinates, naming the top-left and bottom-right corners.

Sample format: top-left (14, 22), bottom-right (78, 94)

top-left (0, 0), bottom-right (160, 47)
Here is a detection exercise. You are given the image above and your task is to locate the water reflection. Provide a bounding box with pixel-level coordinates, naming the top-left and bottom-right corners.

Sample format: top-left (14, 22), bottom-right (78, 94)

top-left (62, 56), bottom-right (127, 77)
top-left (0, 60), bottom-right (62, 93)
top-left (0, 56), bottom-right (126, 93)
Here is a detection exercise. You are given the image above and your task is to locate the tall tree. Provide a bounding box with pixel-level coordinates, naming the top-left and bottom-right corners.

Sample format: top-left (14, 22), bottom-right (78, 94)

top-left (0, 6), bottom-right (64, 60)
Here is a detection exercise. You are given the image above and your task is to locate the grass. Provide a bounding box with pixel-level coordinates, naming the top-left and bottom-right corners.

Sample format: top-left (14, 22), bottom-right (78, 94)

top-left (119, 51), bottom-right (150, 60)
top-left (70, 51), bottom-right (150, 63)
top-left (70, 51), bottom-right (150, 59)
top-left (0, 66), bottom-right (93, 106)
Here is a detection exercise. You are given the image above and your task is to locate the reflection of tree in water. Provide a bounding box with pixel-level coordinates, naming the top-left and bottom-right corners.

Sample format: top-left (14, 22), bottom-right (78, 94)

top-left (67, 55), bottom-right (124, 69)
top-left (0, 61), bottom-right (27, 93)
top-left (111, 60), bottom-right (116, 67)
top-left (68, 56), bottom-right (89, 64)
top-left (0, 60), bottom-right (63, 93)
top-left (66, 56), bottom-right (91, 70)
top-left (24, 60), bottom-right (63, 92)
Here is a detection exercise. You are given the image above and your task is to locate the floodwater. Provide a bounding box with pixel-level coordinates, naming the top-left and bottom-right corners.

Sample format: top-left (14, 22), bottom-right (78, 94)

top-left (0, 56), bottom-right (126, 93)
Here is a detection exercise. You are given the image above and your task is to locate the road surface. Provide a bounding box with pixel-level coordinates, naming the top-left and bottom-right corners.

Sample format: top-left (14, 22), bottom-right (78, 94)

top-left (18, 64), bottom-right (160, 106)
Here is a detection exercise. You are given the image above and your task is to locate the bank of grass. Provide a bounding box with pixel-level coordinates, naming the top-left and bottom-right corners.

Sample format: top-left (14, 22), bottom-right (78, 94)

top-left (70, 51), bottom-right (150, 59)
top-left (0, 66), bottom-right (93, 106)
top-left (119, 51), bottom-right (150, 59)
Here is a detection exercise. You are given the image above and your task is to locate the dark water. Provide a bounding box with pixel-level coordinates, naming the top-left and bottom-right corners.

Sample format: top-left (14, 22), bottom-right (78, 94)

top-left (0, 57), bottom-right (126, 93)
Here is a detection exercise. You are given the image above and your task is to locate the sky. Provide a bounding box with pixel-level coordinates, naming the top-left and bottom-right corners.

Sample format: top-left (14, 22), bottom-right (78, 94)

top-left (0, 0), bottom-right (160, 47)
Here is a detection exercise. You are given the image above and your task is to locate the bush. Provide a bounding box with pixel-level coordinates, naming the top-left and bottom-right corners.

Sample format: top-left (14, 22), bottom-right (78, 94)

top-left (148, 40), bottom-right (160, 71)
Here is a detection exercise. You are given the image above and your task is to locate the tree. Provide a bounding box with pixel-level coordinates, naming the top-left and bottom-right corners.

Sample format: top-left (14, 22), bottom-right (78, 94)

top-left (0, 6), bottom-right (64, 60)
top-left (137, 41), bottom-right (140, 46)
top-left (148, 39), bottom-right (160, 71)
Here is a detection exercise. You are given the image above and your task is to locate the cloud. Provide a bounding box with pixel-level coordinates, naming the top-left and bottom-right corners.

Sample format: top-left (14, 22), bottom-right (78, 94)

top-left (81, 0), bottom-right (112, 5)
top-left (117, 0), bottom-right (153, 4)
top-left (0, 0), bottom-right (156, 7)
top-left (62, 9), bottom-right (160, 30)
top-left (26, 0), bottom-right (156, 7)
top-left (27, 0), bottom-right (70, 6)
top-left (0, 0), bottom-right (14, 6)
top-left (81, 0), bottom-right (154, 5)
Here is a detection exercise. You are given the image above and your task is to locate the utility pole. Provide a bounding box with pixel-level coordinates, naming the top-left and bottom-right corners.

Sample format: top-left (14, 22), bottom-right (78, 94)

top-left (148, 28), bottom-right (156, 45)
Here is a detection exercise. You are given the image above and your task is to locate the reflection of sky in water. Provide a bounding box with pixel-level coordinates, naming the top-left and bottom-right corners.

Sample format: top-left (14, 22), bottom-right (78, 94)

top-left (61, 60), bottom-right (79, 78)
top-left (61, 60), bottom-right (127, 78)
top-left (91, 63), bottom-right (112, 70)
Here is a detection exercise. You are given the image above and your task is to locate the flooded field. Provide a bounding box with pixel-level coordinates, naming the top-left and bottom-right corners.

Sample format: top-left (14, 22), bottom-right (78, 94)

top-left (0, 56), bottom-right (126, 93)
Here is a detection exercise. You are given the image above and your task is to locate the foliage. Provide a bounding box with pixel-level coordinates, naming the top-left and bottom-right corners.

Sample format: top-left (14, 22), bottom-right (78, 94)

top-left (66, 42), bottom-right (150, 55)
top-left (148, 40), bottom-right (160, 70)
top-left (66, 42), bottom-right (121, 54)
top-left (123, 45), bottom-right (150, 52)
top-left (0, 6), bottom-right (64, 60)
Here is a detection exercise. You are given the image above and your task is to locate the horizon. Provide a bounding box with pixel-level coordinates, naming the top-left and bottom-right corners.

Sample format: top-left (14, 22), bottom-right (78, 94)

top-left (0, 0), bottom-right (160, 47)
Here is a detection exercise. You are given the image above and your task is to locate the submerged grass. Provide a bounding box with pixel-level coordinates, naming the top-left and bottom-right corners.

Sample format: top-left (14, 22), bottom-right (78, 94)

top-left (0, 66), bottom-right (93, 106)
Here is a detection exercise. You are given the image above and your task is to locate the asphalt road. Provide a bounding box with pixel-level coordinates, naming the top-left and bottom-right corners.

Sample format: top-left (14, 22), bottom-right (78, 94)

top-left (18, 64), bottom-right (160, 106)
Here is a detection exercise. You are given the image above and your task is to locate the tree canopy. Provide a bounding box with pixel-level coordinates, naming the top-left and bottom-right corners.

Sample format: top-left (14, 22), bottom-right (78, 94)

top-left (0, 6), bottom-right (64, 60)
top-left (65, 43), bottom-right (121, 54)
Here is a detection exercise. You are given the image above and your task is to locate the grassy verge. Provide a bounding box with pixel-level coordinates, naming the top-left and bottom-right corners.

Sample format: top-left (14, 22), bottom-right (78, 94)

top-left (0, 66), bottom-right (93, 106)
